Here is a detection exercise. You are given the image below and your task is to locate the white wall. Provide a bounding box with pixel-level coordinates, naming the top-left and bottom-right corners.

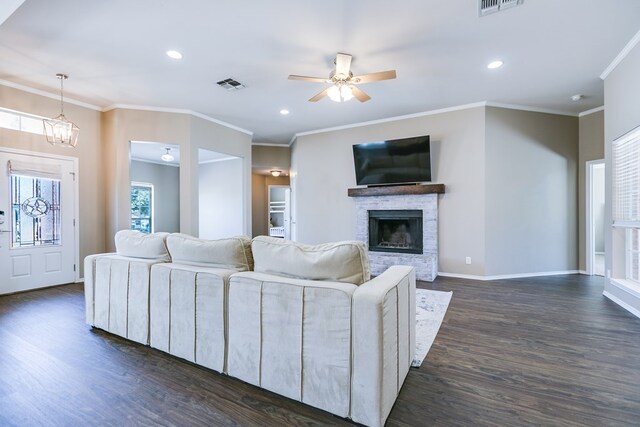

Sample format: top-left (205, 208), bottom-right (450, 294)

top-left (130, 160), bottom-right (180, 233)
top-left (604, 36), bottom-right (640, 315)
top-left (199, 158), bottom-right (244, 239)
top-left (291, 106), bottom-right (488, 276)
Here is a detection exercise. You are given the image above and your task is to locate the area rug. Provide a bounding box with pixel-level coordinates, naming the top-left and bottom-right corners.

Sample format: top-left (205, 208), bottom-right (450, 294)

top-left (412, 288), bottom-right (453, 367)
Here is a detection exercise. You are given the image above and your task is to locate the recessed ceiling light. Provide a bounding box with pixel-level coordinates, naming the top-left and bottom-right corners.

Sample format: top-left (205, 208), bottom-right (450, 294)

top-left (166, 50), bottom-right (183, 60)
top-left (279, 109), bottom-right (290, 115)
top-left (487, 60), bottom-right (503, 69)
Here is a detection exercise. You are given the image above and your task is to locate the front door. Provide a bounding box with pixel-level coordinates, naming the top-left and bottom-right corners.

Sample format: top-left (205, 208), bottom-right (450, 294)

top-left (0, 150), bottom-right (76, 294)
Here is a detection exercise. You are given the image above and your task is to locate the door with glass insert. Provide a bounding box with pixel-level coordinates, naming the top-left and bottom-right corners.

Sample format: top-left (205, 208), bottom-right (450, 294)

top-left (0, 151), bottom-right (76, 294)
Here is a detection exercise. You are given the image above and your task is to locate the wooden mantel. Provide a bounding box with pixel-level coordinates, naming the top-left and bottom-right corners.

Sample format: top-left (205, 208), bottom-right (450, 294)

top-left (347, 183), bottom-right (445, 197)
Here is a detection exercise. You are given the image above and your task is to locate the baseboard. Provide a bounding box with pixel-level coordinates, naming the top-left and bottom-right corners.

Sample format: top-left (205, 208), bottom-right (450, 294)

top-left (76, 278), bottom-right (85, 283)
top-left (579, 270), bottom-right (589, 275)
top-left (437, 270), bottom-right (580, 281)
top-left (603, 290), bottom-right (640, 319)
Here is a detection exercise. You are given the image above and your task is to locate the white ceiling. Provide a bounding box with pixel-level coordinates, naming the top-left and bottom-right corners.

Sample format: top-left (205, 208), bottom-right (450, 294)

top-left (1, 0), bottom-right (639, 144)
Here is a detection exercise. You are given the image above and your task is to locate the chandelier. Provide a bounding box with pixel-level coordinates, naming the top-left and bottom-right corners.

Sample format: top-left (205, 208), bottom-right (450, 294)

top-left (43, 74), bottom-right (79, 148)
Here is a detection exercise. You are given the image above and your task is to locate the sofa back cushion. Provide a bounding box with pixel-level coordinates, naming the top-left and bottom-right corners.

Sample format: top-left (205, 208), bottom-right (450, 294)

top-left (115, 230), bottom-right (170, 261)
top-left (166, 234), bottom-right (253, 271)
top-left (251, 236), bottom-right (370, 285)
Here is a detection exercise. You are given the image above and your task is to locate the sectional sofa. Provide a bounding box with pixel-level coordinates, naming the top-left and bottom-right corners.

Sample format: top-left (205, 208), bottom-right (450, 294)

top-left (84, 231), bottom-right (416, 427)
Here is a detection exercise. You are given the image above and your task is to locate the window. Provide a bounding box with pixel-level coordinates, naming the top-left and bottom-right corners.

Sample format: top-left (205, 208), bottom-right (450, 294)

top-left (131, 182), bottom-right (154, 234)
top-left (11, 175), bottom-right (62, 247)
top-left (0, 108), bottom-right (47, 136)
top-left (612, 125), bottom-right (640, 282)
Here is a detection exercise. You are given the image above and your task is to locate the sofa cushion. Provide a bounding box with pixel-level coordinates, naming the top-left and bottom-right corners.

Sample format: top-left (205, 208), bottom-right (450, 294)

top-left (166, 234), bottom-right (253, 271)
top-left (114, 230), bottom-right (170, 261)
top-left (251, 236), bottom-right (370, 285)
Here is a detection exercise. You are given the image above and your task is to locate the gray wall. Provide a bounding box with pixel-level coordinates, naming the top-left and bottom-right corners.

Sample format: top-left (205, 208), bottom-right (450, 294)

top-left (291, 105), bottom-right (580, 277)
top-left (578, 110), bottom-right (605, 270)
top-left (252, 145), bottom-right (291, 171)
top-left (199, 158), bottom-right (244, 239)
top-left (484, 107), bottom-right (578, 276)
top-left (604, 38), bottom-right (640, 314)
top-left (291, 107), bottom-right (488, 276)
top-left (130, 160), bottom-right (180, 233)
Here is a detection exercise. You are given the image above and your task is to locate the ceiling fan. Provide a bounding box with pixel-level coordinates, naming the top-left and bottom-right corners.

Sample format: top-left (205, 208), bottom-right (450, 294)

top-left (288, 53), bottom-right (397, 103)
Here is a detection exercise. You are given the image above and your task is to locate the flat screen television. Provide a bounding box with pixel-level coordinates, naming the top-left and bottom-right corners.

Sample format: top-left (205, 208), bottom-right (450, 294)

top-left (352, 135), bottom-right (431, 186)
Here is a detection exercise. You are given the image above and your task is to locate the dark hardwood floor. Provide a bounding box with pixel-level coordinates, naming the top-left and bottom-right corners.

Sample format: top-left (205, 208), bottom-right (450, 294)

top-left (1, 275), bottom-right (639, 426)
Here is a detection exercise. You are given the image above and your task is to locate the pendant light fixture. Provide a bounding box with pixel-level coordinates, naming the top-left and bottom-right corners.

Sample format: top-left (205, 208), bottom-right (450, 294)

top-left (161, 148), bottom-right (174, 162)
top-left (43, 74), bottom-right (79, 148)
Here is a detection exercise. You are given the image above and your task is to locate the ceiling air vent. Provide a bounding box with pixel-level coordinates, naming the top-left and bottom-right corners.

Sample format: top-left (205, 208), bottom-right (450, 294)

top-left (216, 78), bottom-right (245, 91)
top-left (479, 0), bottom-right (523, 16)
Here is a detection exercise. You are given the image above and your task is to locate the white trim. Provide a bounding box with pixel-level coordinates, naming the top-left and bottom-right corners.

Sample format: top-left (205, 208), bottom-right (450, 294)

top-left (579, 270), bottom-right (589, 275)
top-left (291, 100), bottom-right (580, 145)
top-left (586, 159), bottom-right (605, 276)
top-left (0, 79), bottom-right (102, 111)
top-left (76, 277), bottom-right (85, 283)
top-left (293, 102), bottom-right (487, 142)
top-left (251, 142), bottom-right (291, 147)
top-left (485, 102), bottom-right (578, 117)
top-left (579, 106), bottom-right (604, 117)
top-left (130, 157), bottom-right (180, 168)
top-left (438, 270), bottom-right (579, 281)
top-left (198, 157), bottom-right (237, 165)
top-left (603, 289), bottom-right (640, 319)
top-left (103, 104), bottom-right (253, 136)
top-left (600, 29), bottom-right (640, 80)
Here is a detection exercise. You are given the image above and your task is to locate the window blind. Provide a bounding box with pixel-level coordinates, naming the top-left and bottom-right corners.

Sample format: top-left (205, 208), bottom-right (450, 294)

top-left (613, 126), bottom-right (640, 227)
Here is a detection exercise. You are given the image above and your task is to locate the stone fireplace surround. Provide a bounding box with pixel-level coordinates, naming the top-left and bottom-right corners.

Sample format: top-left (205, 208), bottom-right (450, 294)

top-left (349, 184), bottom-right (444, 282)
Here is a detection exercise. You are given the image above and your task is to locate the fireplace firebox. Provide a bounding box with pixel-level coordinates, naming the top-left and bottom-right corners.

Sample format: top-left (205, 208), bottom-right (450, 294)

top-left (368, 210), bottom-right (423, 254)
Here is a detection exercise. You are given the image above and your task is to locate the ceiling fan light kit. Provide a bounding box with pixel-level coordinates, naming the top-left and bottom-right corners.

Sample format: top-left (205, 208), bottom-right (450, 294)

top-left (289, 53), bottom-right (396, 103)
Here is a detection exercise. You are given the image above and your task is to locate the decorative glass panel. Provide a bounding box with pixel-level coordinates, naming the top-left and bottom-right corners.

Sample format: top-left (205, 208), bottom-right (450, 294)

top-left (11, 175), bottom-right (61, 247)
top-left (131, 184), bottom-right (153, 234)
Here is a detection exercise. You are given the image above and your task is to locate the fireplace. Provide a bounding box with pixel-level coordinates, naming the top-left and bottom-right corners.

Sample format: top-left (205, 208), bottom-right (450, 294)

top-left (368, 210), bottom-right (423, 254)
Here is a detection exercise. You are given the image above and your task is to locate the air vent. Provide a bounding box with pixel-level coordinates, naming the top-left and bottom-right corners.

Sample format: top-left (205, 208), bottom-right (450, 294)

top-left (479, 0), bottom-right (523, 16)
top-left (216, 78), bottom-right (245, 91)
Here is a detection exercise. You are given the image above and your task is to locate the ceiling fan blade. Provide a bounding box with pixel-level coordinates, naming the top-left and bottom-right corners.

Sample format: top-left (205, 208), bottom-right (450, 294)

top-left (288, 75), bottom-right (329, 83)
top-left (309, 87), bottom-right (330, 102)
top-left (335, 53), bottom-right (352, 77)
top-left (351, 86), bottom-right (371, 102)
top-left (352, 70), bottom-right (397, 84)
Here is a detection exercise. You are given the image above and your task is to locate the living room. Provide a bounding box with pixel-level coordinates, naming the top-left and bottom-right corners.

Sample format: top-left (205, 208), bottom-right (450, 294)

top-left (1, 1), bottom-right (640, 426)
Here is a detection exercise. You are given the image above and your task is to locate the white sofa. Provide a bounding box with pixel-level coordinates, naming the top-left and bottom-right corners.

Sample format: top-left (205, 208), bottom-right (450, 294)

top-left (84, 232), bottom-right (415, 427)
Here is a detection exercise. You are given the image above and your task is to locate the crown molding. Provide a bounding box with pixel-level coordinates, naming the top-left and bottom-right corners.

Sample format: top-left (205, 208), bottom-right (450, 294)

top-left (130, 157), bottom-right (180, 168)
top-left (103, 104), bottom-right (253, 136)
top-left (292, 102), bottom-right (488, 142)
top-left (0, 79), bottom-right (103, 111)
top-left (600, 29), bottom-right (640, 80)
top-left (251, 142), bottom-right (291, 147)
top-left (291, 100), bottom-right (580, 144)
top-left (485, 102), bottom-right (578, 117)
top-left (578, 106), bottom-right (604, 117)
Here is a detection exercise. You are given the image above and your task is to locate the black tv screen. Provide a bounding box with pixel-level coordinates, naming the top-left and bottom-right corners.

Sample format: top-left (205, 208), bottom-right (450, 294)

top-left (352, 135), bottom-right (431, 186)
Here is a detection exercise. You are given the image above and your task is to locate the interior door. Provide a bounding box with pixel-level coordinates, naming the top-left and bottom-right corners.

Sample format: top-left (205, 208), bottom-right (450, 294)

top-left (0, 150), bottom-right (76, 295)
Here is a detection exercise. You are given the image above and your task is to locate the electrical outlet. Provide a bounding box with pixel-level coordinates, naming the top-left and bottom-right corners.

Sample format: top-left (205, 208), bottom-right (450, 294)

top-left (465, 257), bottom-right (472, 265)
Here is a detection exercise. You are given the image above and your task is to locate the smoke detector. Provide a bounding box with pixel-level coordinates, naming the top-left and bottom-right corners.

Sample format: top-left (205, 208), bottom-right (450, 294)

top-left (216, 78), bottom-right (245, 91)
top-left (479, 0), bottom-right (524, 16)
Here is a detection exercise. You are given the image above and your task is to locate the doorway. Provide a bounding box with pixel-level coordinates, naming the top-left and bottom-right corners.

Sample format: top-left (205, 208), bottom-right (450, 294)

top-left (586, 160), bottom-right (605, 276)
top-left (0, 148), bottom-right (78, 294)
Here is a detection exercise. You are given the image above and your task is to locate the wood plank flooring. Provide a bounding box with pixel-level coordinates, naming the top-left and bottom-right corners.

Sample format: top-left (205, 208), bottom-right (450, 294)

top-left (0, 275), bottom-right (639, 426)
